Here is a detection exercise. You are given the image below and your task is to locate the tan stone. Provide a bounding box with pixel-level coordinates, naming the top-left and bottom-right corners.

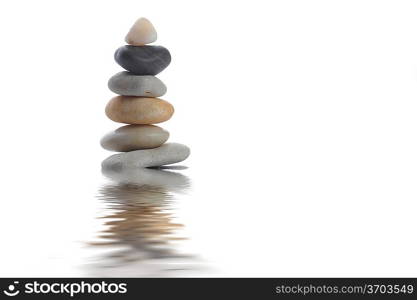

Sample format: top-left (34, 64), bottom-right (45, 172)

top-left (101, 125), bottom-right (169, 152)
top-left (125, 17), bottom-right (157, 45)
top-left (105, 96), bottom-right (174, 124)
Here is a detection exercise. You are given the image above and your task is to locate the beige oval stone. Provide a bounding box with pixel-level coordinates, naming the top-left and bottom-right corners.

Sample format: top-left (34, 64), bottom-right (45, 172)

top-left (105, 96), bottom-right (174, 124)
top-left (101, 125), bottom-right (169, 152)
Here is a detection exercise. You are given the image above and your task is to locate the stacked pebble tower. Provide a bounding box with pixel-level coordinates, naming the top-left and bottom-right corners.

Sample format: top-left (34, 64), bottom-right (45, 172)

top-left (101, 18), bottom-right (190, 169)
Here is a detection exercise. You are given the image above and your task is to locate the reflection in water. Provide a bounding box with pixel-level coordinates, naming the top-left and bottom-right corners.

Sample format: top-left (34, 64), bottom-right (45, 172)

top-left (87, 163), bottom-right (198, 276)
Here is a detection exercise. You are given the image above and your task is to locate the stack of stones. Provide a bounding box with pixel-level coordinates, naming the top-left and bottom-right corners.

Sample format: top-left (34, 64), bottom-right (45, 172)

top-left (101, 18), bottom-right (190, 169)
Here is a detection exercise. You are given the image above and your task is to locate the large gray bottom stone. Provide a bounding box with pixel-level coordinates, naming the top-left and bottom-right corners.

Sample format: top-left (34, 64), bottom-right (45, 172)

top-left (101, 143), bottom-right (190, 168)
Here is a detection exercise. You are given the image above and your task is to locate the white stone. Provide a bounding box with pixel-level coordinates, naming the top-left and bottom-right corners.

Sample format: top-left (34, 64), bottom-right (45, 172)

top-left (125, 17), bottom-right (157, 45)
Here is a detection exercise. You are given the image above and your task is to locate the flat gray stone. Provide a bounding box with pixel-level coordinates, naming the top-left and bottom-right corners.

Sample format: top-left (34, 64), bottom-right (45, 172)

top-left (101, 143), bottom-right (190, 168)
top-left (100, 124), bottom-right (169, 152)
top-left (108, 72), bottom-right (167, 97)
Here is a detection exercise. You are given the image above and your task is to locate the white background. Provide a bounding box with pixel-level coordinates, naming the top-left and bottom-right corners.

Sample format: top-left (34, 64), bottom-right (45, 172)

top-left (1, 0), bottom-right (417, 276)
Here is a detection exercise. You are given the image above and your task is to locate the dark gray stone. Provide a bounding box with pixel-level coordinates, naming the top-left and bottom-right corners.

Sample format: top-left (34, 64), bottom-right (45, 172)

top-left (114, 45), bottom-right (171, 75)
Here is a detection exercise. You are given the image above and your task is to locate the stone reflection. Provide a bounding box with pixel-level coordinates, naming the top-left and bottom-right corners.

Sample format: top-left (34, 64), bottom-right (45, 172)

top-left (88, 162), bottom-right (196, 276)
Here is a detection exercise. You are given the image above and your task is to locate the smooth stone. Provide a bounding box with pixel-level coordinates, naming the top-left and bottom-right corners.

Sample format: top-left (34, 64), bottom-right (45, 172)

top-left (125, 17), bottom-right (157, 46)
top-left (105, 96), bottom-right (174, 124)
top-left (114, 45), bottom-right (171, 75)
top-left (100, 124), bottom-right (169, 152)
top-left (108, 72), bottom-right (166, 97)
top-left (101, 143), bottom-right (190, 168)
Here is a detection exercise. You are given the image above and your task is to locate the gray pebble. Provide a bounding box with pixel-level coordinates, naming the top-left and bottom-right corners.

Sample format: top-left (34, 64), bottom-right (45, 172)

top-left (108, 72), bottom-right (167, 97)
top-left (101, 143), bottom-right (190, 168)
top-left (100, 124), bottom-right (169, 152)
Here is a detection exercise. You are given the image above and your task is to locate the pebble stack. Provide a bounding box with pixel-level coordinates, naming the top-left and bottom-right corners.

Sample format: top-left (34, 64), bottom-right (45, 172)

top-left (101, 18), bottom-right (190, 168)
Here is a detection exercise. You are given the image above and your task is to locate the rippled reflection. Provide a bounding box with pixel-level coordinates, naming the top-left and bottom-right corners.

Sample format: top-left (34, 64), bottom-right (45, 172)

top-left (87, 162), bottom-right (198, 276)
